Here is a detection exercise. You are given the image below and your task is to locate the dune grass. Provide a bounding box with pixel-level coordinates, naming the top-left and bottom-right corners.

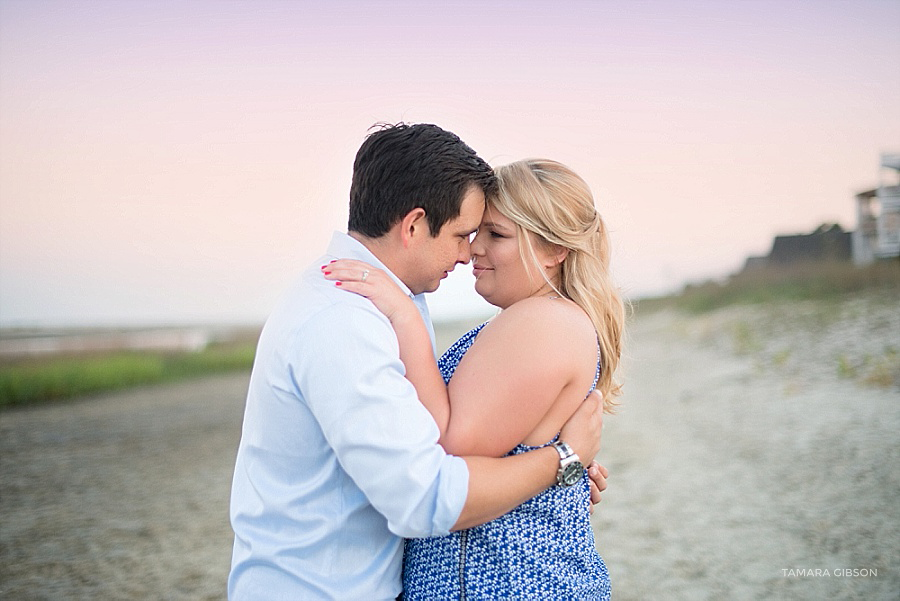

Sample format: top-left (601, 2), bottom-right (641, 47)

top-left (636, 260), bottom-right (900, 314)
top-left (0, 342), bottom-right (256, 409)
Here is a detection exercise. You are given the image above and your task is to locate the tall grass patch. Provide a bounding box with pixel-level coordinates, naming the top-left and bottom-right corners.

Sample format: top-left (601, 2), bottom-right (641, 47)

top-left (0, 342), bottom-right (256, 408)
top-left (674, 260), bottom-right (899, 313)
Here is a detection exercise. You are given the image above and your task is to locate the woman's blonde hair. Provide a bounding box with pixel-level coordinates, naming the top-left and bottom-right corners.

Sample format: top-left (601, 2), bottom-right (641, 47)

top-left (490, 159), bottom-right (625, 411)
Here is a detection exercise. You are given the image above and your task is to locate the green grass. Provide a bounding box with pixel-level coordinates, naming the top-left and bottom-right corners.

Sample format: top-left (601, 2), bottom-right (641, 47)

top-left (0, 342), bottom-right (256, 409)
top-left (635, 260), bottom-right (900, 315)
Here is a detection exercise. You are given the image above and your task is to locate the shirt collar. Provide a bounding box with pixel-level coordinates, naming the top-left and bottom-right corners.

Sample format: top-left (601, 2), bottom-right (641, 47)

top-left (326, 231), bottom-right (437, 356)
top-left (325, 231), bottom-right (415, 298)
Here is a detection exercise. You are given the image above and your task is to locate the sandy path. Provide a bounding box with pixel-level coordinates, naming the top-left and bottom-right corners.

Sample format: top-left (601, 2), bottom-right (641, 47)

top-left (0, 374), bottom-right (249, 600)
top-left (1, 296), bottom-right (897, 600)
top-left (592, 297), bottom-right (899, 600)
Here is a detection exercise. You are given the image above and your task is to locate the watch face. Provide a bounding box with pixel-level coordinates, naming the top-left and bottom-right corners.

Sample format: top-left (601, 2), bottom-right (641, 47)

top-left (560, 462), bottom-right (583, 486)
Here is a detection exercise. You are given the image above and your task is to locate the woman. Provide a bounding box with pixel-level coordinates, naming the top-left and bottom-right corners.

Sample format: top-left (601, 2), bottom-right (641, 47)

top-left (324, 159), bottom-right (624, 599)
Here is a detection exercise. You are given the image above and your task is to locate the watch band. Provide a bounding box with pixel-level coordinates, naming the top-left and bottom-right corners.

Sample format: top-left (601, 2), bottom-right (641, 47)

top-left (552, 440), bottom-right (583, 487)
top-left (552, 441), bottom-right (575, 461)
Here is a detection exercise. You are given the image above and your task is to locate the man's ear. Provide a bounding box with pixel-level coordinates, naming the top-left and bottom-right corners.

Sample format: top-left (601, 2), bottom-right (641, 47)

top-left (399, 208), bottom-right (428, 249)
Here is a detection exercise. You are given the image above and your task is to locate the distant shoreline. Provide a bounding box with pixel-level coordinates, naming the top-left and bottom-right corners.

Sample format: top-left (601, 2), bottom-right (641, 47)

top-left (0, 324), bottom-right (262, 358)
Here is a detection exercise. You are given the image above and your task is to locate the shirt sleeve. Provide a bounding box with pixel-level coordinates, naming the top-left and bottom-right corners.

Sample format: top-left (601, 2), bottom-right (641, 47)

top-left (291, 299), bottom-right (469, 538)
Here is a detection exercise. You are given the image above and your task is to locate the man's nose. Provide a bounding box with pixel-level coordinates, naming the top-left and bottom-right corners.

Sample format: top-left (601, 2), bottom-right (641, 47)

top-left (457, 242), bottom-right (472, 265)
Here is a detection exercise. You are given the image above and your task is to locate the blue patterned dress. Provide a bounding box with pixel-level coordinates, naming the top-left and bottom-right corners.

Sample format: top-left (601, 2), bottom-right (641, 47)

top-left (401, 323), bottom-right (611, 600)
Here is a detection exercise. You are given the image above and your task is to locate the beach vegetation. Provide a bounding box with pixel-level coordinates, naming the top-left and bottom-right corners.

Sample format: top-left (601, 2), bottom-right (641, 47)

top-left (635, 260), bottom-right (899, 314)
top-left (836, 354), bottom-right (858, 380)
top-left (0, 341), bottom-right (256, 409)
top-left (772, 348), bottom-right (792, 367)
top-left (730, 321), bottom-right (760, 355)
top-left (861, 348), bottom-right (899, 388)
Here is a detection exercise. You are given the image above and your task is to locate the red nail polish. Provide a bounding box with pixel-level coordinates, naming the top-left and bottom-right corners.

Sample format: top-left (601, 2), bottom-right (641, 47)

top-left (335, 281), bottom-right (342, 286)
top-left (323, 271), bottom-right (331, 275)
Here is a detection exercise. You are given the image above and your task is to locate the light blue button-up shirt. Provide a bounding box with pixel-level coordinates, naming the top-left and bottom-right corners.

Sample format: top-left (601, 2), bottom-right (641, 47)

top-left (229, 232), bottom-right (469, 601)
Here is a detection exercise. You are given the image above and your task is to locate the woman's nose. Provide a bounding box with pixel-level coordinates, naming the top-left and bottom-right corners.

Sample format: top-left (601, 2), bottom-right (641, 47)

top-left (469, 233), bottom-right (485, 257)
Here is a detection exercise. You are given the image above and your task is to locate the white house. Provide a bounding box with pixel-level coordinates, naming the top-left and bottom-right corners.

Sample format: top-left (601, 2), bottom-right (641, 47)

top-left (853, 153), bottom-right (900, 265)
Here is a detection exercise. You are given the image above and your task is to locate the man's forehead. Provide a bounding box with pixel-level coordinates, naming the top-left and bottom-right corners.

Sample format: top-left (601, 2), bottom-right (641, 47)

top-left (459, 205), bottom-right (485, 231)
top-left (461, 187), bottom-right (486, 213)
top-left (440, 184), bottom-right (484, 233)
top-left (447, 215), bottom-right (481, 235)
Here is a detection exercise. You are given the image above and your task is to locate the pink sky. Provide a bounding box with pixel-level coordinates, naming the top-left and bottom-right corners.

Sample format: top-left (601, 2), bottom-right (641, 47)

top-left (1, 0), bottom-right (898, 326)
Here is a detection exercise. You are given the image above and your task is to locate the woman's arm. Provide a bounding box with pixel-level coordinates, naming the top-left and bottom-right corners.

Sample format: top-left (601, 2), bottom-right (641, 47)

top-left (324, 260), bottom-right (610, 510)
top-left (324, 260), bottom-right (597, 458)
top-left (323, 259), bottom-right (453, 433)
top-left (440, 297), bottom-right (595, 456)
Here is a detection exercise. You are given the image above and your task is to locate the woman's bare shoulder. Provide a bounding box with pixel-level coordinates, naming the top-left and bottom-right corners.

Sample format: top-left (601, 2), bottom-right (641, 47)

top-left (477, 295), bottom-right (595, 353)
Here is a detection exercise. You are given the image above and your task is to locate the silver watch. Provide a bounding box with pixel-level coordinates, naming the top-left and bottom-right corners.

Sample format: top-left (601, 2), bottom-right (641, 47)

top-left (552, 441), bottom-right (584, 487)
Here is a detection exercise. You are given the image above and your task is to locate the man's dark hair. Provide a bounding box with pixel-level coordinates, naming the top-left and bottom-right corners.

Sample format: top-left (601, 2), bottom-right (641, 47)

top-left (348, 123), bottom-right (497, 238)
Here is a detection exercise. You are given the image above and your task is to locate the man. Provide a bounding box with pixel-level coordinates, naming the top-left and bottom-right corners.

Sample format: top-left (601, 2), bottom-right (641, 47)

top-left (229, 123), bottom-right (606, 600)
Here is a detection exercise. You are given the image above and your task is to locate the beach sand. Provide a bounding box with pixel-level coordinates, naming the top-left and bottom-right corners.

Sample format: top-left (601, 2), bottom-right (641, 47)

top-left (593, 294), bottom-right (899, 600)
top-left (0, 295), bottom-right (897, 599)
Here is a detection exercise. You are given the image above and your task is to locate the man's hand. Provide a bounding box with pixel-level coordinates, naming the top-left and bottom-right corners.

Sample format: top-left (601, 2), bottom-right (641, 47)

top-left (587, 461), bottom-right (609, 514)
top-left (558, 390), bottom-right (603, 463)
